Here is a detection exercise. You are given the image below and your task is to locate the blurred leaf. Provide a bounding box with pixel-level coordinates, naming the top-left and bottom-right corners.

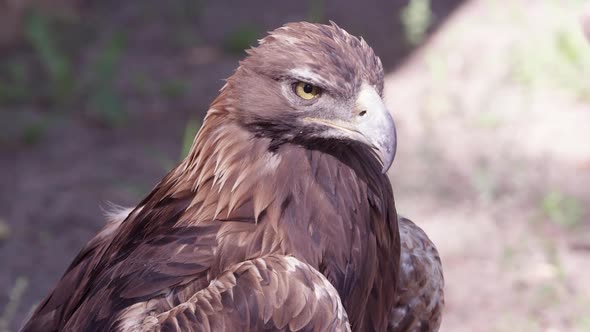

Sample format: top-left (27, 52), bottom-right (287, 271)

top-left (173, 0), bottom-right (204, 21)
top-left (180, 118), bottom-right (201, 160)
top-left (472, 165), bottom-right (496, 203)
top-left (160, 79), bottom-right (188, 99)
top-left (0, 276), bottom-right (28, 332)
top-left (474, 112), bottom-right (502, 129)
top-left (401, 0), bottom-right (433, 45)
top-left (94, 33), bottom-right (126, 84)
top-left (173, 29), bottom-right (202, 49)
top-left (145, 146), bottom-right (176, 172)
top-left (223, 24), bottom-right (261, 54)
top-left (307, 0), bottom-right (325, 23)
top-left (510, 3), bottom-right (590, 100)
top-left (577, 313), bottom-right (590, 331)
top-left (541, 191), bottom-right (584, 228)
top-left (25, 10), bottom-right (74, 103)
top-left (0, 59), bottom-right (31, 104)
top-left (531, 282), bottom-right (560, 309)
top-left (131, 73), bottom-right (151, 96)
top-left (21, 121), bottom-right (47, 146)
top-left (87, 32), bottom-right (127, 126)
top-left (116, 182), bottom-right (151, 201)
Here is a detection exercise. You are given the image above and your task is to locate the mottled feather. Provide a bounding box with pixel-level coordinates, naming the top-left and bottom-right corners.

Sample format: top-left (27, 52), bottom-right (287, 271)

top-left (389, 217), bottom-right (444, 332)
top-left (118, 255), bottom-right (350, 332)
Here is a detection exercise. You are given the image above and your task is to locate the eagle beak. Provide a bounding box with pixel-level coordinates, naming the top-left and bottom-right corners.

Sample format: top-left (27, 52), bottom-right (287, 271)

top-left (353, 84), bottom-right (397, 173)
top-left (303, 84), bottom-right (397, 173)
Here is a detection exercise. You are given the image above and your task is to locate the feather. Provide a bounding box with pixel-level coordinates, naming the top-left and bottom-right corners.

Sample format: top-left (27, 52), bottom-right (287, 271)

top-left (116, 256), bottom-right (350, 332)
top-left (389, 217), bottom-right (444, 332)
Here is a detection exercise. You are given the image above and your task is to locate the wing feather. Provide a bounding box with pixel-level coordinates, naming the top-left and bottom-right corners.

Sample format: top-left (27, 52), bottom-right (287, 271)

top-left (116, 255), bottom-right (350, 332)
top-left (389, 217), bottom-right (444, 332)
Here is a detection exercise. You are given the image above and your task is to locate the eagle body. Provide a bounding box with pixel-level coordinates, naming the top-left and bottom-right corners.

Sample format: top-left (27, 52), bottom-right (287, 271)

top-left (21, 22), bottom-right (443, 332)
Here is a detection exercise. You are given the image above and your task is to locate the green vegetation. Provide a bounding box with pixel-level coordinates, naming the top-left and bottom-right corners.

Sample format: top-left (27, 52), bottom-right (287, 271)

top-left (510, 2), bottom-right (590, 100)
top-left (180, 118), bottom-right (201, 160)
top-left (25, 10), bottom-right (74, 104)
top-left (170, 0), bottom-right (203, 49)
top-left (160, 79), bottom-right (189, 99)
top-left (307, 0), bottom-right (325, 23)
top-left (1, 10), bottom-right (128, 131)
top-left (541, 190), bottom-right (584, 228)
top-left (0, 277), bottom-right (28, 332)
top-left (21, 120), bottom-right (48, 146)
top-left (86, 33), bottom-right (127, 126)
top-left (472, 164), bottom-right (497, 204)
top-left (0, 59), bottom-right (31, 104)
top-left (401, 0), bottom-right (433, 45)
top-left (224, 24), bottom-right (261, 54)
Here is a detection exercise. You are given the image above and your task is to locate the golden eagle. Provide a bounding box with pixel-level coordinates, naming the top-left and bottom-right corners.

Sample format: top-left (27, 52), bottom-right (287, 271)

top-left (21, 22), bottom-right (443, 332)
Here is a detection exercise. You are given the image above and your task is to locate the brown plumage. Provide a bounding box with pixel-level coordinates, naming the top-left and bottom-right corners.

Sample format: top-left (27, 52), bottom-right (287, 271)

top-left (21, 22), bottom-right (443, 332)
top-left (390, 217), bottom-right (444, 332)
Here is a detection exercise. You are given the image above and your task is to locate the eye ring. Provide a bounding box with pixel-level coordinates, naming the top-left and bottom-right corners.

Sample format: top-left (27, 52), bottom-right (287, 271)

top-left (294, 81), bottom-right (321, 100)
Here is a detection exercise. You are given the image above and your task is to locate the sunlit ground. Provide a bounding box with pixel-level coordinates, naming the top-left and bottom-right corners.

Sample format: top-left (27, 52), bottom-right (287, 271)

top-left (388, 1), bottom-right (590, 331)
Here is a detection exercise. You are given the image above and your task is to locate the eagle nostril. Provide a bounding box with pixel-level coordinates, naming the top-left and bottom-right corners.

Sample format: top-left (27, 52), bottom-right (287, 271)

top-left (358, 110), bottom-right (367, 117)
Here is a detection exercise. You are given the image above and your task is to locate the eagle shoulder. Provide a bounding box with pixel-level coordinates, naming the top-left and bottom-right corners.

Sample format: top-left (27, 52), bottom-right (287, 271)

top-left (389, 217), bottom-right (444, 332)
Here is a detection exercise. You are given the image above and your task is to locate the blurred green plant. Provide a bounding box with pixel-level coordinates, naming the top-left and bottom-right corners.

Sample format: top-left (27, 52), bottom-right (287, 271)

top-left (180, 118), bottom-right (201, 160)
top-left (510, 2), bottom-right (590, 100)
top-left (21, 120), bottom-right (49, 146)
top-left (117, 182), bottom-right (152, 201)
top-left (0, 276), bottom-right (28, 332)
top-left (499, 244), bottom-right (517, 270)
top-left (307, 0), bottom-right (325, 23)
top-left (171, 0), bottom-right (204, 21)
top-left (542, 237), bottom-right (567, 283)
top-left (173, 29), bottom-right (202, 49)
top-left (0, 59), bottom-right (31, 104)
top-left (224, 24), bottom-right (261, 54)
top-left (131, 73), bottom-right (152, 97)
top-left (424, 54), bottom-right (453, 117)
top-left (144, 118), bottom-right (201, 171)
top-left (472, 164), bottom-right (497, 204)
top-left (146, 146), bottom-right (176, 172)
top-left (25, 10), bottom-right (74, 104)
top-left (541, 190), bottom-right (584, 228)
top-left (401, 0), bottom-right (433, 45)
top-left (86, 33), bottom-right (127, 126)
top-left (494, 314), bottom-right (541, 332)
top-left (160, 79), bottom-right (189, 99)
top-left (577, 309), bottom-right (590, 331)
top-left (169, 0), bottom-right (204, 49)
top-left (474, 112), bottom-right (502, 129)
top-left (531, 281), bottom-right (560, 312)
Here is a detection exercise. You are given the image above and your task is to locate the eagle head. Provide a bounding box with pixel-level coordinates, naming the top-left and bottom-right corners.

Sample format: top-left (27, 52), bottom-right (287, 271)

top-left (219, 21), bottom-right (397, 173)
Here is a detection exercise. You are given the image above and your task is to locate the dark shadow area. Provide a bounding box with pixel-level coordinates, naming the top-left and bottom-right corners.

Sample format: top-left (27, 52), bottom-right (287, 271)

top-left (0, 0), bottom-right (466, 329)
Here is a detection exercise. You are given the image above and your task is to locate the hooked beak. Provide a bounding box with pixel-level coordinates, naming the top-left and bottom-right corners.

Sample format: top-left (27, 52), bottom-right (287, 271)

top-left (304, 84), bottom-right (397, 173)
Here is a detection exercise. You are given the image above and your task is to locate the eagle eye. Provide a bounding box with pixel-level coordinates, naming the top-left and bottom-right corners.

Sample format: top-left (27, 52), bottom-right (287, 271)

top-left (294, 81), bottom-right (321, 100)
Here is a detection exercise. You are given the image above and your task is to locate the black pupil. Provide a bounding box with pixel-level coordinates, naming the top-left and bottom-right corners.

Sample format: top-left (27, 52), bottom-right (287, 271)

top-left (303, 84), bottom-right (314, 94)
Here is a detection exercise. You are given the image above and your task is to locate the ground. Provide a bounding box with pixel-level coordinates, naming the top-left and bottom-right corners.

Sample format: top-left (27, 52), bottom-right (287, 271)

top-left (0, 1), bottom-right (589, 331)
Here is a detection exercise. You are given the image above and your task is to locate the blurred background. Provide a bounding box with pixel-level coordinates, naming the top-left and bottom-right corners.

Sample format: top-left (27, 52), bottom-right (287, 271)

top-left (1, 0), bottom-right (589, 331)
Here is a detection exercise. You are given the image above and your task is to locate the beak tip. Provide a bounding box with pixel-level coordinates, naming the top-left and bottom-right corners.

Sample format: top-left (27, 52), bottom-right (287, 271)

top-left (380, 150), bottom-right (395, 174)
top-left (380, 128), bottom-right (397, 174)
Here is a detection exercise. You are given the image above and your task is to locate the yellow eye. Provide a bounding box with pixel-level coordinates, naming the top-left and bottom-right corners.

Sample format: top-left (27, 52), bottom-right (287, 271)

top-left (294, 81), bottom-right (321, 100)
